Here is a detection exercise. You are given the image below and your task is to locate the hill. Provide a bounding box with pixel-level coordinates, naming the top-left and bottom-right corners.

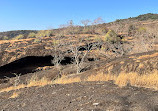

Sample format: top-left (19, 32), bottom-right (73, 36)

top-left (115, 13), bottom-right (158, 22)
top-left (133, 13), bottom-right (158, 21)
top-left (0, 30), bottom-right (38, 40)
top-left (0, 13), bottom-right (158, 110)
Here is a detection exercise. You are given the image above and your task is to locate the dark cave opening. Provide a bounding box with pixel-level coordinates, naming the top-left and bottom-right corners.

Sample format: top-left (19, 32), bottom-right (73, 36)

top-left (0, 56), bottom-right (54, 79)
top-left (0, 56), bottom-right (76, 79)
top-left (0, 55), bottom-right (97, 79)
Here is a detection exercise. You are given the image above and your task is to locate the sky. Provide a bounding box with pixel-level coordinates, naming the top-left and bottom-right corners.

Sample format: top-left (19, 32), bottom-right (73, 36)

top-left (0, 0), bottom-right (158, 32)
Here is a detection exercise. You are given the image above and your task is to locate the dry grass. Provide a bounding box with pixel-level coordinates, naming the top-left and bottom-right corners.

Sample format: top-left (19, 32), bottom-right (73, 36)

top-left (87, 73), bottom-right (116, 82)
top-left (87, 71), bottom-right (158, 89)
top-left (9, 91), bottom-right (20, 98)
top-left (0, 74), bottom-right (81, 93)
top-left (1, 71), bottom-right (158, 93)
top-left (54, 71), bottom-right (158, 89)
top-left (138, 52), bottom-right (158, 59)
top-left (0, 84), bottom-right (26, 93)
top-left (0, 75), bottom-right (52, 93)
top-left (53, 75), bottom-right (81, 84)
top-left (27, 76), bottom-right (52, 87)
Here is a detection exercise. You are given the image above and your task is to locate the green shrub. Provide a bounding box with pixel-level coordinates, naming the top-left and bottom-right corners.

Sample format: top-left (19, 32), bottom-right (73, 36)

top-left (28, 32), bottom-right (36, 38)
top-left (45, 30), bottom-right (52, 37)
top-left (3, 36), bottom-right (9, 40)
top-left (13, 34), bottom-right (24, 40)
top-left (95, 35), bottom-right (102, 42)
top-left (104, 30), bottom-right (120, 43)
top-left (137, 27), bottom-right (146, 33)
top-left (36, 30), bottom-right (52, 38)
top-left (34, 38), bottom-right (41, 43)
top-left (36, 30), bottom-right (45, 38)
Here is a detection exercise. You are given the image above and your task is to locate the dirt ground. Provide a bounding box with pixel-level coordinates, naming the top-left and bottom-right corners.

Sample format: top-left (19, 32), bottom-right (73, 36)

top-left (1, 81), bottom-right (158, 111)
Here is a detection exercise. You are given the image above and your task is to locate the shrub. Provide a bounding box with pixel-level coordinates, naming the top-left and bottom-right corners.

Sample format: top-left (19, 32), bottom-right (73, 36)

top-left (3, 36), bottom-right (9, 40)
top-left (36, 30), bottom-right (52, 38)
top-left (28, 32), bottom-right (36, 38)
top-left (94, 25), bottom-right (108, 35)
top-left (34, 38), bottom-right (41, 43)
top-left (104, 30), bottom-right (120, 43)
top-left (137, 27), bottom-right (146, 33)
top-left (13, 34), bottom-right (24, 40)
top-left (95, 35), bottom-right (103, 42)
top-left (45, 30), bottom-right (52, 37)
top-left (128, 25), bottom-right (137, 36)
top-left (36, 30), bottom-right (45, 38)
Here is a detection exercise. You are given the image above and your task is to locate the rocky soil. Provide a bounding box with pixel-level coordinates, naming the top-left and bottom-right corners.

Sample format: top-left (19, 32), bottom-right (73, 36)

top-left (1, 81), bottom-right (158, 111)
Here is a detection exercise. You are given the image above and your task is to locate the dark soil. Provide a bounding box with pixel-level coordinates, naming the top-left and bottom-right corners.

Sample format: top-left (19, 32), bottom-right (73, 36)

top-left (1, 81), bottom-right (158, 111)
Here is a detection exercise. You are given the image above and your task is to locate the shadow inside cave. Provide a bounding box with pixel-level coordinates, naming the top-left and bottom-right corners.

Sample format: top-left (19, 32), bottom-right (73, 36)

top-left (0, 54), bottom-right (96, 79)
top-left (0, 56), bottom-right (54, 79)
top-left (0, 55), bottom-right (75, 79)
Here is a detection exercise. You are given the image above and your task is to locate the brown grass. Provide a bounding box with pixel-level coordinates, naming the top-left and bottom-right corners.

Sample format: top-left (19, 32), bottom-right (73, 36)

top-left (0, 75), bottom-right (52, 93)
top-left (54, 71), bottom-right (158, 89)
top-left (1, 71), bottom-right (158, 93)
top-left (9, 91), bottom-right (20, 98)
top-left (138, 52), bottom-right (158, 59)
top-left (27, 76), bottom-right (52, 87)
top-left (53, 75), bottom-right (81, 84)
top-left (88, 71), bottom-right (158, 89)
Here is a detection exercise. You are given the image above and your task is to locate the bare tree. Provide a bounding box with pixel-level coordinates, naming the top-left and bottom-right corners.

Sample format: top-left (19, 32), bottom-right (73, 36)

top-left (67, 20), bottom-right (74, 27)
top-left (51, 41), bottom-right (62, 65)
top-left (93, 17), bottom-right (104, 25)
top-left (51, 38), bottom-right (64, 77)
top-left (66, 20), bottom-right (75, 35)
top-left (68, 36), bottom-right (92, 74)
top-left (90, 17), bottom-right (105, 34)
top-left (81, 19), bottom-right (91, 30)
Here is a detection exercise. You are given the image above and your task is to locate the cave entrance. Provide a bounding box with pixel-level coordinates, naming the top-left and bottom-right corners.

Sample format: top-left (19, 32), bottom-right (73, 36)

top-left (0, 55), bottom-right (95, 79)
top-left (0, 55), bottom-right (54, 79)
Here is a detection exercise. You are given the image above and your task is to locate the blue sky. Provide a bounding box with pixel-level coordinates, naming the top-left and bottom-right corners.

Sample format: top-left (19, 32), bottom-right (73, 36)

top-left (0, 0), bottom-right (158, 32)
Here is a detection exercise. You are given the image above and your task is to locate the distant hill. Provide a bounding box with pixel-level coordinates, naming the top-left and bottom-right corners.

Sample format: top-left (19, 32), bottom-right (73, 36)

top-left (132, 13), bottom-right (158, 21)
top-left (0, 30), bottom-right (38, 40)
top-left (1, 13), bottom-right (158, 40)
top-left (115, 13), bottom-right (158, 23)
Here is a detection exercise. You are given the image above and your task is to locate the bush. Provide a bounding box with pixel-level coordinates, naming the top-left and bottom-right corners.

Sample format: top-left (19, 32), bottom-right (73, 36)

top-left (45, 30), bottom-right (52, 37)
top-left (3, 36), bottom-right (9, 40)
top-left (128, 25), bottom-right (137, 36)
top-left (36, 30), bottom-right (45, 38)
top-left (104, 30), bottom-right (120, 43)
top-left (36, 30), bottom-right (52, 38)
top-left (95, 26), bottom-right (108, 35)
top-left (28, 32), bottom-right (36, 38)
top-left (34, 38), bottom-right (41, 43)
top-left (137, 27), bottom-right (146, 33)
top-left (13, 34), bottom-right (24, 40)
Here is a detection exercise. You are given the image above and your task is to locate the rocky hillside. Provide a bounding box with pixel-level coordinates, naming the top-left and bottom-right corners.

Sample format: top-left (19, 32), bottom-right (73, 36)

top-left (0, 13), bottom-right (158, 111)
top-left (0, 30), bottom-right (37, 40)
